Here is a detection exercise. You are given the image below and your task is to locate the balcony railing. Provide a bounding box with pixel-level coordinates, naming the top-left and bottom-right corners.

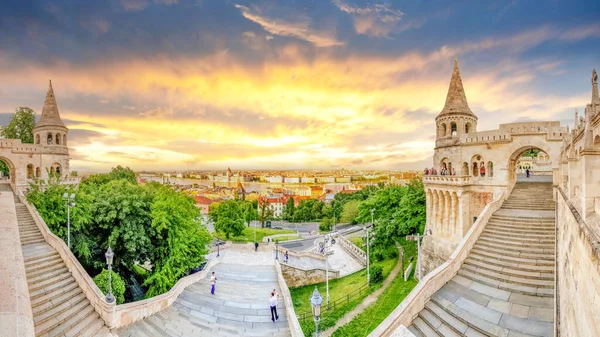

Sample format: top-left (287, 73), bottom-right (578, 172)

top-left (422, 175), bottom-right (471, 185)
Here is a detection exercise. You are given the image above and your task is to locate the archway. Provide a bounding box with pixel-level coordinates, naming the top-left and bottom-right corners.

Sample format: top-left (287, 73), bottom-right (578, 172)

top-left (508, 147), bottom-right (553, 184)
top-left (27, 164), bottom-right (34, 179)
top-left (0, 157), bottom-right (16, 186)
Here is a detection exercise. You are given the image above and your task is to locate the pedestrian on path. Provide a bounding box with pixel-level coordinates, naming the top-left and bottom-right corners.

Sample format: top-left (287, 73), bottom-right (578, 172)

top-left (269, 292), bottom-right (279, 322)
top-left (255, 242), bottom-right (259, 251)
top-left (210, 272), bottom-right (217, 295)
top-left (284, 251), bottom-right (289, 264)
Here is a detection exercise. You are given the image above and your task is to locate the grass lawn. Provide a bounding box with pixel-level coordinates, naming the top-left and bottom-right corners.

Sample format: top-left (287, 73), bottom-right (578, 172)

top-left (348, 236), bottom-right (365, 251)
top-left (330, 238), bottom-right (419, 337)
top-left (214, 227), bottom-right (295, 243)
top-left (290, 250), bottom-right (398, 336)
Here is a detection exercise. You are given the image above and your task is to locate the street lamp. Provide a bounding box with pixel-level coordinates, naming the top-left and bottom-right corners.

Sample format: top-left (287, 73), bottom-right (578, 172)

top-left (321, 235), bottom-right (335, 308)
top-left (275, 241), bottom-right (279, 260)
top-left (105, 247), bottom-right (115, 304)
top-left (216, 240), bottom-right (220, 257)
top-left (364, 225), bottom-right (371, 285)
top-left (407, 229), bottom-right (432, 281)
top-left (310, 287), bottom-right (323, 337)
top-left (63, 193), bottom-right (76, 249)
top-left (370, 208), bottom-right (374, 225)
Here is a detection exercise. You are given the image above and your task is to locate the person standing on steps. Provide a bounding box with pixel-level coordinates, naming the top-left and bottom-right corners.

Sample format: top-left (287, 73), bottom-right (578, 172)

top-left (284, 251), bottom-right (289, 264)
top-left (526, 168), bottom-right (530, 178)
top-left (210, 272), bottom-right (217, 295)
top-left (269, 292), bottom-right (279, 322)
top-left (255, 241), bottom-right (259, 252)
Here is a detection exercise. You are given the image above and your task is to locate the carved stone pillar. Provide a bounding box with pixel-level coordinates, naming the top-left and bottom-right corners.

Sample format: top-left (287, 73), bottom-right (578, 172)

top-left (443, 192), bottom-right (450, 237)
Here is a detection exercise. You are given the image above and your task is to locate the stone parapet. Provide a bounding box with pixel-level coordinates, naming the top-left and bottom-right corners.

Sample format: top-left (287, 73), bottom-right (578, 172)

top-left (279, 262), bottom-right (340, 287)
top-left (422, 175), bottom-right (471, 186)
top-left (368, 192), bottom-right (505, 337)
top-left (274, 261), bottom-right (305, 337)
top-left (337, 234), bottom-right (366, 266)
top-left (0, 190), bottom-right (35, 337)
top-left (556, 188), bottom-right (600, 337)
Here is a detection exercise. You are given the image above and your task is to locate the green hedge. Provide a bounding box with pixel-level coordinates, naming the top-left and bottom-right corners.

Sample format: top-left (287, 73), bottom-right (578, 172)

top-left (93, 269), bottom-right (126, 304)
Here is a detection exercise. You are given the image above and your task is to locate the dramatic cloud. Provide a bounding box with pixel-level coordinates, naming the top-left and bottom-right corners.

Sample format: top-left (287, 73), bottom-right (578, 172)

top-left (333, 0), bottom-right (404, 37)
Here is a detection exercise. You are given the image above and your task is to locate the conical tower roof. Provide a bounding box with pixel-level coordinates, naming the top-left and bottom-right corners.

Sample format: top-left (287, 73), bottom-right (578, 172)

top-left (34, 80), bottom-right (67, 129)
top-left (438, 60), bottom-right (476, 118)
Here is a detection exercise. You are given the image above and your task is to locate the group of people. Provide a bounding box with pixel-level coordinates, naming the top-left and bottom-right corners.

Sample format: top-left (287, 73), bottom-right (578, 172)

top-left (424, 167), bottom-right (456, 176)
top-left (209, 271), bottom-right (281, 322)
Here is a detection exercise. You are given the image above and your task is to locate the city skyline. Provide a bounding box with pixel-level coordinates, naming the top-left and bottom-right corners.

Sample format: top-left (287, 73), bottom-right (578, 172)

top-left (1, 0), bottom-right (599, 172)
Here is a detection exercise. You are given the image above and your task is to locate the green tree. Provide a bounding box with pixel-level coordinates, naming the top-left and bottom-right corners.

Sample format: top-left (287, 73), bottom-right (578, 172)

top-left (239, 200), bottom-right (258, 226)
top-left (293, 199), bottom-right (325, 221)
top-left (93, 269), bottom-right (126, 304)
top-left (0, 160), bottom-right (10, 177)
top-left (81, 166), bottom-right (137, 187)
top-left (144, 185), bottom-right (211, 297)
top-left (283, 197), bottom-right (295, 221)
top-left (340, 200), bottom-right (360, 224)
top-left (213, 200), bottom-right (245, 238)
top-left (394, 179), bottom-right (426, 235)
top-left (257, 196), bottom-right (273, 228)
top-left (0, 106), bottom-right (35, 143)
top-left (91, 179), bottom-right (153, 272)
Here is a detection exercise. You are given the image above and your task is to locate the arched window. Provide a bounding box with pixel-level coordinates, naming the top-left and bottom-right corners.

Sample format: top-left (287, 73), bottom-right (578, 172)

top-left (56, 133), bottom-right (61, 145)
top-left (63, 135), bottom-right (66, 145)
top-left (472, 162), bottom-right (479, 177)
top-left (47, 133), bottom-right (53, 145)
top-left (35, 167), bottom-right (41, 178)
top-left (27, 164), bottom-right (34, 179)
top-left (595, 135), bottom-right (600, 145)
top-left (465, 123), bottom-right (471, 134)
top-left (35, 134), bottom-right (40, 144)
top-left (451, 122), bottom-right (457, 135)
top-left (462, 162), bottom-right (469, 176)
top-left (488, 162), bottom-right (494, 177)
top-left (441, 123), bottom-right (447, 137)
top-left (56, 166), bottom-right (61, 175)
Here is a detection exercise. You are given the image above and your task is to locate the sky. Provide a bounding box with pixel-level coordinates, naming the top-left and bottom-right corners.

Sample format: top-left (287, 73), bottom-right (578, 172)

top-left (0, 0), bottom-right (599, 172)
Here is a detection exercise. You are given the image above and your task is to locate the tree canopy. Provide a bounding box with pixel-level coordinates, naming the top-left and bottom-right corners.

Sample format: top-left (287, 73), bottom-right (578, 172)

top-left (0, 106), bottom-right (36, 143)
top-left (212, 200), bottom-right (245, 238)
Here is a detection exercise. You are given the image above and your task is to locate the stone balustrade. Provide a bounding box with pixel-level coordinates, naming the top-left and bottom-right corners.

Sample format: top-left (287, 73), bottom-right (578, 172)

top-left (274, 261), bottom-right (305, 337)
top-left (0, 190), bottom-right (35, 336)
top-left (422, 175), bottom-right (471, 186)
top-left (368, 192), bottom-right (505, 337)
top-left (337, 234), bottom-right (366, 266)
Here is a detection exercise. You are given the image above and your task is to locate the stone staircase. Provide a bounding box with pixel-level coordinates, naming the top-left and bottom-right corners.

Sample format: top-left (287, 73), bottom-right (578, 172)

top-left (116, 263), bottom-right (292, 337)
top-left (12, 189), bottom-right (110, 337)
top-left (408, 182), bottom-right (555, 337)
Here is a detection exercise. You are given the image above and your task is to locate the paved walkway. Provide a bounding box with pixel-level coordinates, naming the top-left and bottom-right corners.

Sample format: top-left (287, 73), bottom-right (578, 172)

top-left (321, 247), bottom-right (404, 337)
top-left (117, 251), bottom-right (291, 337)
top-left (328, 244), bottom-right (364, 276)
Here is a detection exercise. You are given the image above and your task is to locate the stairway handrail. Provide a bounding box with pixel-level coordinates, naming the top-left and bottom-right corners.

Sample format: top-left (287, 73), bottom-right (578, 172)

top-left (368, 191), bottom-right (506, 337)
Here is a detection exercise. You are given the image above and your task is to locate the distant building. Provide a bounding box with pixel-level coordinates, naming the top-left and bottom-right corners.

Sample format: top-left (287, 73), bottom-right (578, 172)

top-left (284, 177), bottom-right (301, 184)
top-left (316, 177), bottom-right (335, 183)
top-left (335, 176), bottom-right (351, 183)
top-left (301, 177), bottom-right (316, 184)
top-left (194, 196), bottom-right (216, 215)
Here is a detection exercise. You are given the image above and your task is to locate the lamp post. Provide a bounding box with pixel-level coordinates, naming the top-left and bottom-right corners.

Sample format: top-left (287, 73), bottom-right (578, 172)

top-left (63, 193), bottom-right (76, 249)
top-left (370, 208), bottom-right (374, 225)
top-left (217, 240), bottom-right (220, 257)
top-left (407, 229), bottom-right (432, 281)
top-left (310, 287), bottom-right (323, 337)
top-left (275, 241), bottom-right (279, 260)
top-left (105, 247), bottom-right (115, 304)
top-left (365, 226), bottom-right (371, 285)
top-left (321, 235), bottom-right (335, 308)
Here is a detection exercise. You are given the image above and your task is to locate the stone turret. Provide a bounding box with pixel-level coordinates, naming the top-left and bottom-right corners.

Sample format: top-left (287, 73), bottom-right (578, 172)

top-left (436, 60), bottom-right (478, 139)
top-left (33, 80), bottom-right (68, 147)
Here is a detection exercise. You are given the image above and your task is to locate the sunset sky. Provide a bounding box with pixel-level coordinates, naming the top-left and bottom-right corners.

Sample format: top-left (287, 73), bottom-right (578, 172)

top-left (1, 0), bottom-right (599, 172)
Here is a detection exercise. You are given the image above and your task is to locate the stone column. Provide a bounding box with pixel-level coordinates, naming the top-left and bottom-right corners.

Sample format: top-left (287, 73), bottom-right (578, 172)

top-left (568, 157), bottom-right (581, 199)
top-left (579, 151), bottom-right (600, 221)
top-left (432, 192), bottom-right (439, 234)
top-left (426, 190), bottom-right (432, 229)
top-left (443, 192), bottom-right (450, 237)
top-left (437, 191), bottom-right (444, 235)
top-left (450, 193), bottom-right (457, 237)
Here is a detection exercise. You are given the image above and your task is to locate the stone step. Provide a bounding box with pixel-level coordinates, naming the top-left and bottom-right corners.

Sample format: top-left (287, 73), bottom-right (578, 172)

top-left (463, 258), bottom-right (554, 281)
top-left (476, 239), bottom-right (554, 254)
top-left (25, 256), bottom-right (63, 274)
top-left (483, 228), bottom-right (555, 239)
top-left (64, 312), bottom-right (102, 337)
top-left (489, 215), bottom-right (555, 223)
top-left (28, 266), bottom-right (70, 285)
top-left (24, 250), bottom-right (56, 263)
top-left (21, 237), bottom-right (46, 245)
top-left (477, 236), bottom-right (555, 250)
top-left (461, 264), bottom-right (554, 288)
top-left (486, 219), bottom-right (555, 227)
top-left (502, 201), bottom-right (555, 206)
top-left (33, 288), bottom-right (87, 326)
top-left (29, 274), bottom-right (77, 300)
top-left (28, 270), bottom-right (73, 293)
top-left (408, 325), bottom-right (425, 337)
top-left (502, 205), bottom-right (555, 211)
top-left (26, 260), bottom-right (66, 279)
top-left (481, 232), bottom-right (555, 244)
top-left (486, 223), bottom-right (555, 231)
top-left (91, 326), bottom-right (111, 337)
top-left (31, 280), bottom-right (80, 309)
top-left (430, 295), bottom-right (504, 337)
top-left (473, 243), bottom-right (554, 262)
top-left (485, 226), bottom-right (555, 237)
top-left (412, 316), bottom-right (442, 336)
top-left (419, 308), bottom-right (462, 337)
top-left (24, 253), bottom-right (61, 267)
top-left (468, 252), bottom-right (555, 272)
top-left (457, 269), bottom-right (553, 297)
top-left (39, 301), bottom-right (95, 336)
top-left (425, 301), bottom-right (473, 336)
top-left (20, 234), bottom-right (45, 242)
top-left (19, 229), bottom-right (42, 237)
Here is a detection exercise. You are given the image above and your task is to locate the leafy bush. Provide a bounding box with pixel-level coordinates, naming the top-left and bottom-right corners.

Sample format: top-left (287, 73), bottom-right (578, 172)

top-left (320, 217), bottom-right (333, 232)
top-left (93, 269), bottom-right (126, 304)
top-left (370, 265), bottom-right (383, 283)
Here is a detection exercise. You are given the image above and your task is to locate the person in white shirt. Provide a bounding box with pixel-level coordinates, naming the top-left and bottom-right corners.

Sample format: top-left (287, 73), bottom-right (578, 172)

top-left (269, 292), bottom-right (279, 322)
top-left (210, 272), bottom-right (216, 295)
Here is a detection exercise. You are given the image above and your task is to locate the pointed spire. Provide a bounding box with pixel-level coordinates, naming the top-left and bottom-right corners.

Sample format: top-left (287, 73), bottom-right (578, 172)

top-left (35, 80), bottom-right (66, 129)
top-left (439, 60), bottom-right (475, 117)
top-left (592, 69), bottom-right (599, 105)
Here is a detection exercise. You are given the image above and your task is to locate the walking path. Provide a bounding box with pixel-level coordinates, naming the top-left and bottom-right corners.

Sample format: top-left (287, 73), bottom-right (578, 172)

top-left (320, 247), bottom-right (404, 337)
top-left (116, 250), bottom-right (292, 337)
top-left (328, 244), bottom-right (364, 277)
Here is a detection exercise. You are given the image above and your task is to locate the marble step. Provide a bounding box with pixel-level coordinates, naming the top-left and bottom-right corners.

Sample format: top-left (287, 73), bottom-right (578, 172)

top-left (481, 232), bottom-right (555, 244)
top-left (35, 297), bottom-right (93, 336)
top-left (477, 236), bottom-right (555, 250)
top-left (463, 258), bottom-right (554, 281)
top-left (475, 239), bottom-right (554, 254)
top-left (483, 228), bottom-right (555, 239)
top-left (457, 269), bottom-right (553, 297)
top-left (468, 252), bottom-right (555, 272)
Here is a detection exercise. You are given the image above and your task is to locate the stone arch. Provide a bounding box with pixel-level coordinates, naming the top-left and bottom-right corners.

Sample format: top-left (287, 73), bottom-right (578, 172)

top-left (56, 133), bottom-right (61, 145)
top-left (0, 156), bottom-right (16, 185)
top-left (472, 162), bottom-right (478, 177)
top-left (26, 164), bottom-right (34, 179)
top-left (47, 132), bottom-right (53, 145)
top-left (465, 122), bottom-right (471, 134)
top-left (451, 122), bottom-right (457, 135)
top-left (462, 162), bottom-right (469, 176)
top-left (35, 134), bottom-right (40, 144)
top-left (36, 167), bottom-right (41, 178)
top-left (441, 123), bottom-right (447, 137)
top-left (63, 134), bottom-right (67, 146)
top-left (507, 142), bottom-right (557, 184)
top-left (488, 161), bottom-right (494, 178)
top-left (470, 154), bottom-right (483, 177)
top-left (51, 162), bottom-right (62, 177)
top-left (595, 135), bottom-right (600, 144)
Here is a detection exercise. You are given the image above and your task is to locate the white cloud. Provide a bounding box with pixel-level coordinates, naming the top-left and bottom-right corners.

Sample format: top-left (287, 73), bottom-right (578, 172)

top-left (332, 0), bottom-right (404, 37)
